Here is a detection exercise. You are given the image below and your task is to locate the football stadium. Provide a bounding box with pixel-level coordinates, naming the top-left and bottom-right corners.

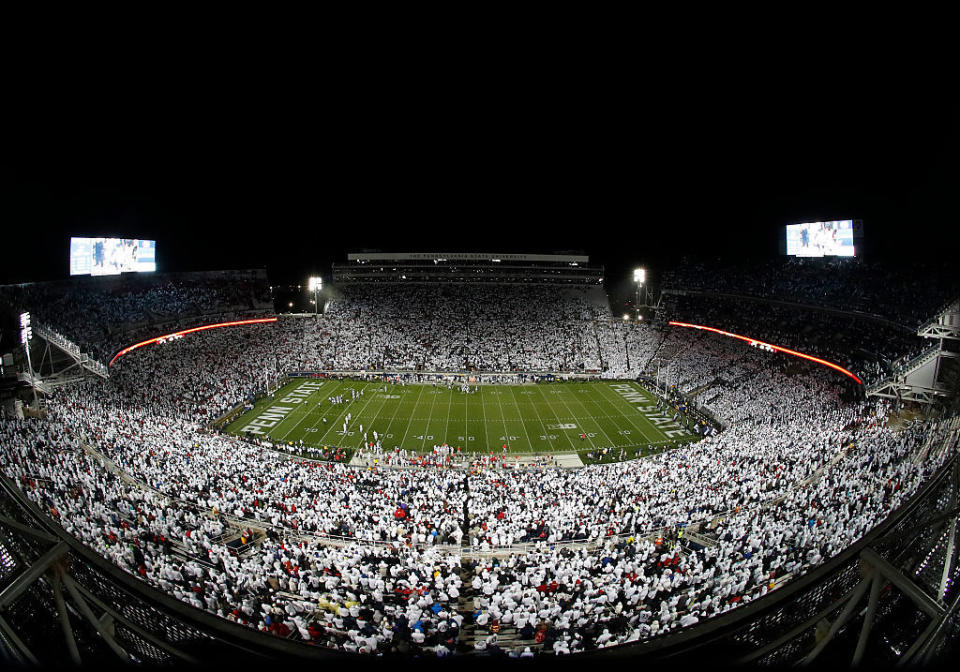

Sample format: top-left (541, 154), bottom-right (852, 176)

top-left (2, 82), bottom-right (960, 669)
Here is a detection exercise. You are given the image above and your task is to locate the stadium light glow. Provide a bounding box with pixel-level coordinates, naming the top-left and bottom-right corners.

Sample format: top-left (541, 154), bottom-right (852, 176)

top-left (308, 276), bottom-right (323, 315)
top-left (19, 312), bottom-right (32, 344)
top-left (633, 268), bottom-right (645, 284)
top-left (668, 321), bottom-right (863, 384)
top-left (109, 317), bottom-right (278, 367)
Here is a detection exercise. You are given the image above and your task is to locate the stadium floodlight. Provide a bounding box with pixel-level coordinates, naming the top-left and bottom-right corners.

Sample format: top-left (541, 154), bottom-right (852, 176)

top-left (19, 312), bottom-right (38, 408)
top-left (633, 268), bottom-right (647, 319)
top-left (308, 277), bottom-right (323, 316)
top-left (19, 313), bottom-right (32, 344)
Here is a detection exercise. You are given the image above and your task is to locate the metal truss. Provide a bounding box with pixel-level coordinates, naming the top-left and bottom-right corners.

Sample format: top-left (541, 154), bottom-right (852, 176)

top-left (32, 323), bottom-right (109, 381)
top-left (739, 454), bottom-right (960, 667)
top-left (917, 299), bottom-right (960, 341)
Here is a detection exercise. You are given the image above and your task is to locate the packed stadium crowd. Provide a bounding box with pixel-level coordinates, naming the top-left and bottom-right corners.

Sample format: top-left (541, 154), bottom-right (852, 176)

top-left (1, 269), bottom-right (957, 657)
top-left (657, 293), bottom-right (928, 387)
top-left (659, 256), bottom-right (958, 328)
top-left (0, 270), bottom-right (273, 361)
top-left (292, 284), bottom-right (610, 372)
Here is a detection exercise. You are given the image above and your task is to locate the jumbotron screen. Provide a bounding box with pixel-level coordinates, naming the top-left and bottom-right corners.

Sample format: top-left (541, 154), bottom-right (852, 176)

top-left (785, 220), bottom-right (855, 257)
top-left (69, 238), bottom-right (157, 276)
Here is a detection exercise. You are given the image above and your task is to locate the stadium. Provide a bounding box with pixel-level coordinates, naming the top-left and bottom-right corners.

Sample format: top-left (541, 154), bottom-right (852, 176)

top-left (2, 79), bottom-right (960, 669)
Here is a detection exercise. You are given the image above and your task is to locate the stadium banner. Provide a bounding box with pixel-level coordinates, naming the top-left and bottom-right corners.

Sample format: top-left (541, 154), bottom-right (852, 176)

top-left (109, 317), bottom-right (278, 366)
top-left (668, 321), bottom-right (864, 384)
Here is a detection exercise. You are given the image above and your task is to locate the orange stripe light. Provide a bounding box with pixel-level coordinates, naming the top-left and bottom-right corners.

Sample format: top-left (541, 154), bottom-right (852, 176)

top-left (108, 317), bottom-right (278, 366)
top-left (667, 321), bottom-right (863, 385)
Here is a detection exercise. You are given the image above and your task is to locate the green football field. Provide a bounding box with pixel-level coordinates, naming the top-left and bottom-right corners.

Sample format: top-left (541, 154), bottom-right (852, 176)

top-left (225, 378), bottom-right (700, 455)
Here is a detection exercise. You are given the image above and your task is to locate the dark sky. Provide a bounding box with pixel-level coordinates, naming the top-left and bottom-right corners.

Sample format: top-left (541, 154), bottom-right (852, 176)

top-left (2, 62), bottom-right (957, 290)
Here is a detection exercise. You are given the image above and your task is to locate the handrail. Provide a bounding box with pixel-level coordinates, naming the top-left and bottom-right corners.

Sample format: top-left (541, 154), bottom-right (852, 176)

top-left (865, 343), bottom-right (944, 395)
top-left (916, 296), bottom-right (960, 334)
top-left (588, 448), bottom-right (960, 659)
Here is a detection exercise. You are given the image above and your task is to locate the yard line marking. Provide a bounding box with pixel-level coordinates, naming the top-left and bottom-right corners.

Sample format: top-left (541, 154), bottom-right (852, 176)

top-left (442, 383), bottom-right (453, 449)
top-left (558, 383), bottom-right (620, 451)
top-left (418, 382), bottom-right (443, 452)
top-left (275, 380), bottom-right (343, 442)
top-left (308, 381), bottom-right (367, 446)
top-left (355, 382), bottom-right (394, 449)
top-left (596, 380), bottom-right (689, 446)
top-left (378, 382), bottom-right (411, 451)
top-left (309, 381), bottom-right (379, 448)
top-left (296, 380), bottom-right (350, 439)
top-left (592, 380), bottom-right (657, 444)
top-left (340, 382), bottom-right (389, 450)
top-left (531, 385), bottom-right (580, 453)
top-left (398, 384), bottom-right (427, 451)
top-left (506, 385), bottom-right (536, 452)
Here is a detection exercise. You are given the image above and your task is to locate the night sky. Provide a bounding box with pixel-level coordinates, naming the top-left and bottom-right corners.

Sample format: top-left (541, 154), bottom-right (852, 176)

top-left (3, 65), bottom-right (957, 295)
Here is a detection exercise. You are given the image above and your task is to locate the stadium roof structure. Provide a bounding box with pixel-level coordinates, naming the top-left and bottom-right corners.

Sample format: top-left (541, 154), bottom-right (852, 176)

top-left (346, 252), bottom-right (590, 263)
top-left (334, 252), bottom-right (603, 284)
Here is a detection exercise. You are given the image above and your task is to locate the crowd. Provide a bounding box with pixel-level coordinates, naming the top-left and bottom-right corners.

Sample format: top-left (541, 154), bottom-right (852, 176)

top-left (292, 284), bottom-right (611, 373)
top-left (659, 256), bottom-right (958, 328)
top-left (0, 273), bottom-right (957, 657)
top-left (662, 292), bottom-right (927, 386)
top-left (0, 270), bottom-right (273, 361)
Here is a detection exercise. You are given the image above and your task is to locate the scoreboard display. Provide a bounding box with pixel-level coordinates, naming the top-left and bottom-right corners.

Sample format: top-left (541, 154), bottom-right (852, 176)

top-left (784, 220), bottom-right (857, 257)
top-left (70, 238), bottom-right (156, 276)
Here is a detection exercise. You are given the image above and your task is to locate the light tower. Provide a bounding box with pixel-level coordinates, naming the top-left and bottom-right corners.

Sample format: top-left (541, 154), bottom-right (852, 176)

top-left (308, 276), bottom-right (323, 316)
top-left (20, 312), bottom-right (38, 409)
top-left (633, 268), bottom-right (646, 321)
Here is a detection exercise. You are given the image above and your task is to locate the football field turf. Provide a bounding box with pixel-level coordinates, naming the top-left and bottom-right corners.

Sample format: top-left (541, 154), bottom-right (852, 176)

top-left (225, 378), bottom-right (700, 455)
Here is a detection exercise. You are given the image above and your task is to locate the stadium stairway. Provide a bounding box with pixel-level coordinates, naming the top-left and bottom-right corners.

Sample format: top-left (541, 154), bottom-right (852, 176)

top-left (456, 558), bottom-right (478, 651)
top-left (455, 556), bottom-right (542, 655)
top-left (914, 417), bottom-right (960, 465)
top-left (687, 378), bottom-right (721, 399)
top-left (642, 330), bottom-right (669, 372)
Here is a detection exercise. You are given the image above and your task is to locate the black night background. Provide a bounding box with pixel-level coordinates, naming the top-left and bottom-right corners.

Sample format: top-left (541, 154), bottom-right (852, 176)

top-left (2, 61), bottom-right (957, 298)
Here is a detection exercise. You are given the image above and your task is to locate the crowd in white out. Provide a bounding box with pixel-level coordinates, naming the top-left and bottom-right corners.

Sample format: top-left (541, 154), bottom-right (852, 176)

top-left (659, 256), bottom-right (958, 328)
top-left (0, 276), bottom-right (957, 657)
top-left (0, 269), bottom-right (272, 361)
